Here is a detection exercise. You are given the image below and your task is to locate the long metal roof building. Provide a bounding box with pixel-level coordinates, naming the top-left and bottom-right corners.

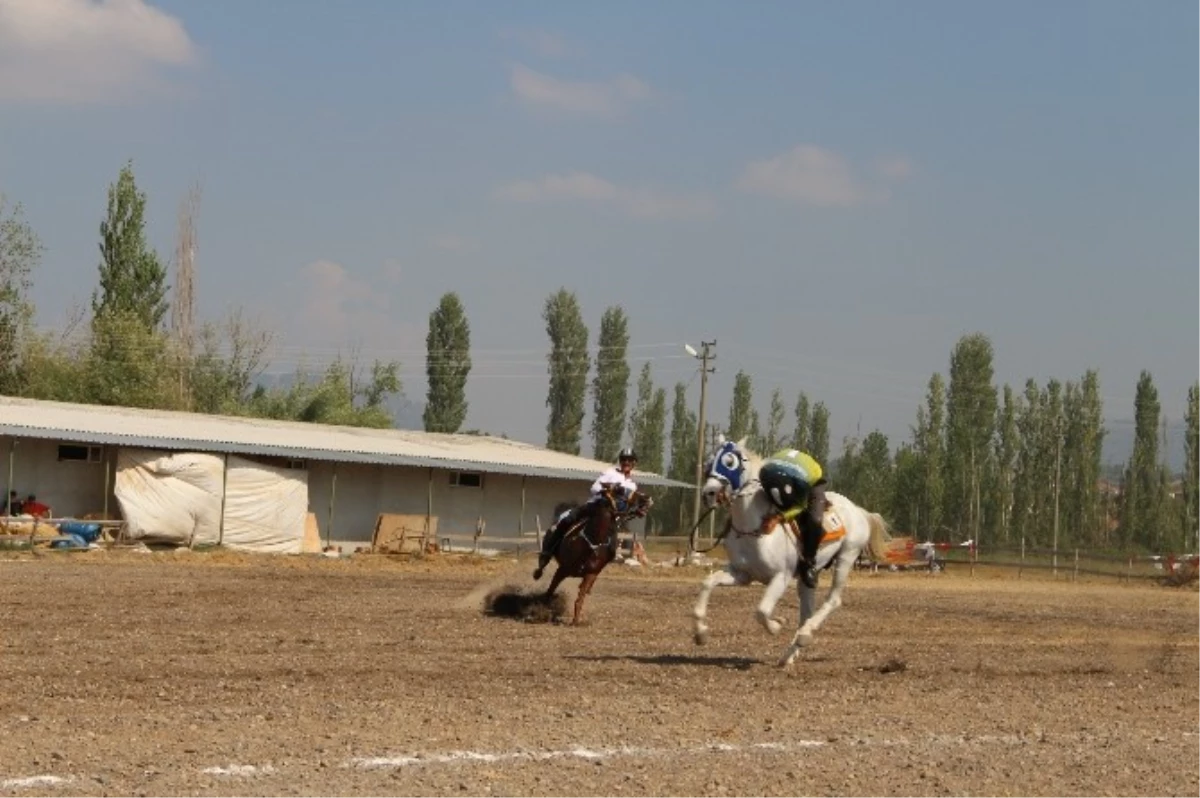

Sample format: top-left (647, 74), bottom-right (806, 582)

top-left (0, 396), bottom-right (691, 488)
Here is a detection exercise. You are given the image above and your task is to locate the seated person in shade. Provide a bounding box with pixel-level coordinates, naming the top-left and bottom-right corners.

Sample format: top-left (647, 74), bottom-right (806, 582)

top-left (20, 494), bottom-right (50, 518)
top-left (3, 490), bottom-right (20, 516)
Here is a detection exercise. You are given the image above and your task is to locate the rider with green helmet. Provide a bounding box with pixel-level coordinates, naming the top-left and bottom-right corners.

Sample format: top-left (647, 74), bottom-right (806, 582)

top-left (758, 448), bottom-right (827, 589)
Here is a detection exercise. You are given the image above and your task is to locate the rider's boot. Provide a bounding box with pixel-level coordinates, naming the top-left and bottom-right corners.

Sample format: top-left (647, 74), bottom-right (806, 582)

top-left (798, 514), bottom-right (823, 589)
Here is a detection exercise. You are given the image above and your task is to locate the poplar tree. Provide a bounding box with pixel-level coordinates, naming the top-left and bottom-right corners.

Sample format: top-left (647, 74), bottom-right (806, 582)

top-left (590, 306), bottom-right (630, 462)
top-left (423, 292), bottom-right (472, 433)
top-left (543, 288), bottom-right (590, 454)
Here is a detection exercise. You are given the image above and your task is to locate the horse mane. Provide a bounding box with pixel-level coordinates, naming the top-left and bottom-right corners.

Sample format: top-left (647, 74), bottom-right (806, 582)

top-left (734, 438), bottom-right (765, 478)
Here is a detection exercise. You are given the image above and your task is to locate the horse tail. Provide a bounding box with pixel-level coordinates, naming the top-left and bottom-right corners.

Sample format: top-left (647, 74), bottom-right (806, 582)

top-left (865, 512), bottom-right (893, 563)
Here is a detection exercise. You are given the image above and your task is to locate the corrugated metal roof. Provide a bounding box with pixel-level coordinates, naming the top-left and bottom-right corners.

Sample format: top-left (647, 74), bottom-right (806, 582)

top-left (0, 396), bottom-right (693, 489)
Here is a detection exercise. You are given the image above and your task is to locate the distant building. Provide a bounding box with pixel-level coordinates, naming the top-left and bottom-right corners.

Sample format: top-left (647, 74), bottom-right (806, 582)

top-left (0, 396), bottom-right (688, 552)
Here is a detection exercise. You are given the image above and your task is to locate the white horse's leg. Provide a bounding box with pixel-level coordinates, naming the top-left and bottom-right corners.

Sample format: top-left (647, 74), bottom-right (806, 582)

top-left (798, 579), bottom-right (816, 626)
top-left (693, 568), bottom-right (744, 645)
top-left (755, 571), bottom-right (790, 636)
top-left (779, 554), bottom-right (854, 667)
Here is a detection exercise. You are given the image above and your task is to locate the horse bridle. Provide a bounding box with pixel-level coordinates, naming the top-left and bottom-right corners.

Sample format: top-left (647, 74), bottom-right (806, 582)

top-left (688, 476), bottom-right (766, 554)
top-left (722, 479), bottom-right (785, 538)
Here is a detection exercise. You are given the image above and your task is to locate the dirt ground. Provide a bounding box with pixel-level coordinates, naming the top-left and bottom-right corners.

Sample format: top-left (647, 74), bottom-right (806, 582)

top-left (0, 549), bottom-right (1196, 797)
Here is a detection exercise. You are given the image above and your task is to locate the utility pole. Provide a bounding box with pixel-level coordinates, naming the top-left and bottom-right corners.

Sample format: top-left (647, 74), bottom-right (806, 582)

top-left (690, 340), bottom-right (717, 531)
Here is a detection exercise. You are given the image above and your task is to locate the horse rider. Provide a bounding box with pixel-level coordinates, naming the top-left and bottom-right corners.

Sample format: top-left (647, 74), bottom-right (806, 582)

top-left (533, 447), bottom-right (640, 580)
top-left (758, 448), bottom-right (828, 589)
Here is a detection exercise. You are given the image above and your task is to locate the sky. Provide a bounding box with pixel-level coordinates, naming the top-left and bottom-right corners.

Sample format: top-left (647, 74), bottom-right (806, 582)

top-left (0, 0), bottom-right (1196, 467)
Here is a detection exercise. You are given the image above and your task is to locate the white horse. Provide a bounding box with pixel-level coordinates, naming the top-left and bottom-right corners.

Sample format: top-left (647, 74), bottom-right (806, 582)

top-left (690, 438), bottom-right (892, 667)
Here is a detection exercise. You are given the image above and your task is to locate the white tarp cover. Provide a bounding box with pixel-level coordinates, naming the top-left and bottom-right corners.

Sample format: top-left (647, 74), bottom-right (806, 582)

top-left (114, 449), bottom-right (309, 553)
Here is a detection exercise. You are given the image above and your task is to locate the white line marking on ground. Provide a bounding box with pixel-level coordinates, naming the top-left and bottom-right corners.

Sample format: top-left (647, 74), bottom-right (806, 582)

top-left (348, 740), bottom-right (827, 771)
top-left (4, 729), bottom-right (1180, 789)
top-left (0, 775), bottom-right (72, 790)
top-left (201, 765), bottom-right (276, 777)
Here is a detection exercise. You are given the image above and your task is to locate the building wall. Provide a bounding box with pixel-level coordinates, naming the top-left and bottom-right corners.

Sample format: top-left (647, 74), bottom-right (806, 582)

top-left (3, 434), bottom-right (645, 551)
top-left (309, 461), bottom-right (604, 549)
top-left (1, 437), bottom-right (115, 517)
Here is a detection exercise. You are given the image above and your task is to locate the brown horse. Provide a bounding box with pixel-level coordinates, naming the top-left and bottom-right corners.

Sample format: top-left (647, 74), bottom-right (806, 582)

top-left (542, 487), bottom-right (649, 625)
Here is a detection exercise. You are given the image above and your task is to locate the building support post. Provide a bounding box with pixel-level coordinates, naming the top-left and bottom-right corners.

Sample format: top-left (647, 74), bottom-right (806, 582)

top-left (425, 467), bottom-right (434, 556)
top-left (102, 453), bottom-right (111, 519)
top-left (5, 439), bottom-right (15, 517)
top-left (520, 475), bottom-right (528, 540)
top-left (326, 463), bottom-right (338, 549)
top-left (216, 453), bottom-right (230, 548)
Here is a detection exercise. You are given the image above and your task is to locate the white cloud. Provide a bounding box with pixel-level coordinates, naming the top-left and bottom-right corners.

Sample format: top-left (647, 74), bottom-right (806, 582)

top-left (495, 171), bottom-right (716, 220)
top-left (500, 27), bottom-right (572, 58)
top-left (0, 0), bottom-right (199, 105)
top-left (301, 260), bottom-right (376, 333)
top-left (737, 145), bottom-right (881, 207)
top-left (509, 63), bottom-right (651, 117)
top-left (293, 260), bottom-right (421, 353)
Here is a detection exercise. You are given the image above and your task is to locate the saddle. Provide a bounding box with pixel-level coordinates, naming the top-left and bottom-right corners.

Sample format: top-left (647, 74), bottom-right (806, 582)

top-left (764, 500), bottom-right (846, 545)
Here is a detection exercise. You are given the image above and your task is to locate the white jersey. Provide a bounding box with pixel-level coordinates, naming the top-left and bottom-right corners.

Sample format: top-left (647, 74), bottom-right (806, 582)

top-left (590, 467), bottom-right (638, 499)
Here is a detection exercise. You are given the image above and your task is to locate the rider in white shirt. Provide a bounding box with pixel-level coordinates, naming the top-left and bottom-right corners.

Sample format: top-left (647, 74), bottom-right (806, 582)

top-left (590, 463), bottom-right (639, 498)
top-left (533, 448), bottom-right (639, 580)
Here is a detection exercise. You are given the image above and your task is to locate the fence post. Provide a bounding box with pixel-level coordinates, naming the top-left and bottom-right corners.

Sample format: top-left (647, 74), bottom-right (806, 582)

top-left (1019, 536), bottom-right (1025, 579)
top-left (473, 516), bottom-right (485, 555)
top-left (1126, 555), bottom-right (1133, 584)
top-left (970, 540), bottom-right (976, 578)
top-left (1073, 548), bottom-right (1079, 582)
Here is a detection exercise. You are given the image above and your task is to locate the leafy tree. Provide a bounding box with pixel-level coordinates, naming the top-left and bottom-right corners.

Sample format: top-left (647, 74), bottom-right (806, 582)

top-left (944, 334), bottom-right (997, 540)
top-left (590, 306), bottom-right (630, 462)
top-left (1061, 371), bottom-right (1105, 547)
top-left (17, 319), bottom-right (90, 404)
top-left (628, 363), bottom-right (667, 531)
top-left (808, 401), bottom-right (830, 465)
top-left (747, 408), bottom-right (763, 455)
top-left (915, 373), bottom-right (946, 538)
top-left (190, 309), bottom-right (272, 415)
top-left (542, 289), bottom-right (590, 454)
top-left (791, 392), bottom-right (811, 451)
top-left (423, 292), bottom-right (472, 433)
top-left (248, 356), bottom-right (401, 428)
top-left (890, 443), bottom-right (922, 532)
top-left (84, 310), bottom-right (181, 409)
top-left (665, 382), bottom-right (698, 532)
top-left (989, 384), bottom-right (1019, 543)
top-left (764, 388), bottom-right (786, 453)
top-left (727, 370), bottom-right (753, 442)
top-left (1184, 383), bottom-right (1199, 552)
top-left (1120, 371), bottom-right (1166, 549)
top-left (855, 431), bottom-right (894, 512)
top-left (93, 160), bottom-right (169, 329)
top-left (0, 196), bottom-right (42, 395)
top-left (1080, 369), bottom-right (1104, 544)
top-left (1012, 378), bottom-right (1045, 544)
top-left (628, 363), bottom-right (667, 474)
top-left (1039, 378), bottom-right (1065, 549)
